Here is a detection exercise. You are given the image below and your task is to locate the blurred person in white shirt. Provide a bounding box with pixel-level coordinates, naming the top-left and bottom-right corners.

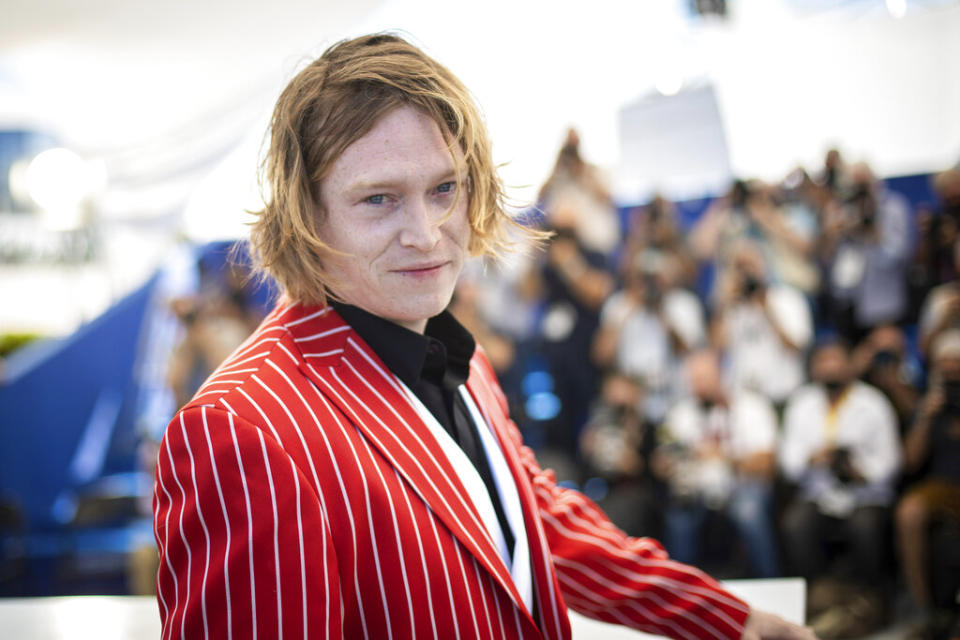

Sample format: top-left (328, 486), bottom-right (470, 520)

top-left (653, 349), bottom-right (780, 578)
top-left (780, 338), bottom-right (901, 632)
top-left (592, 252), bottom-right (706, 422)
top-left (538, 128), bottom-right (620, 255)
top-left (712, 240), bottom-right (813, 407)
top-left (918, 238), bottom-right (960, 359)
top-left (821, 163), bottom-right (912, 343)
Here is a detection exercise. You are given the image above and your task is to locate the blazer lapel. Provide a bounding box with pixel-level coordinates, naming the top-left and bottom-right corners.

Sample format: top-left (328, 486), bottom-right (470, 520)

top-left (283, 305), bottom-right (538, 630)
top-left (466, 358), bottom-right (572, 640)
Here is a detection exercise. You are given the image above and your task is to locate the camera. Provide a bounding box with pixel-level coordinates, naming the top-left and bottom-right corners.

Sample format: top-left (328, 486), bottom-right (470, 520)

top-left (730, 180), bottom-right (752, 210)
top-left (942, 379), bottom-right (960, 412)
top-left (830, 447), bottom-right (856, 484)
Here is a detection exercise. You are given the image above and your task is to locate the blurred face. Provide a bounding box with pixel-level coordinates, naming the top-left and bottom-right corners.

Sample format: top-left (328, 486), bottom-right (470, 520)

top-left (812, 344), bottom-right (852, 389)
top-left (602, 374), bottom-right (643, 410)
top-left (318, 106), bottom-right (471, 333)
top-left (731, 243), bottom-right (766, 280)
top-left (687, 352), bottom-right (722, 402)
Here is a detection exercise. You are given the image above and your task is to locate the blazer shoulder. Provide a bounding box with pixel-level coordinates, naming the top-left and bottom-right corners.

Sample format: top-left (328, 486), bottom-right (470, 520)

top-left (180, 309), bottom-right (301, 415)
top-left (181, 303), bottom-right (352, 417)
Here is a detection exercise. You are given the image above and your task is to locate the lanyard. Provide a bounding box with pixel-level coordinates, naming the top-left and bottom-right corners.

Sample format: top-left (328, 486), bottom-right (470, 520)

top-left (824, 387), bottom-right (852, 447)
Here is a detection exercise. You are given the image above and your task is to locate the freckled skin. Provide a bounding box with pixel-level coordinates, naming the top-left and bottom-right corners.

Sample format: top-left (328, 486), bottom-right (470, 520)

top-left (318, 106), bottom-right (471, 334)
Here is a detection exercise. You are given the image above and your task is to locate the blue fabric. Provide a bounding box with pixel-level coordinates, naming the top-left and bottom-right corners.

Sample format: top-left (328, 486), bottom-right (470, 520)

top-left (0, 274), bottom-right (158, 529)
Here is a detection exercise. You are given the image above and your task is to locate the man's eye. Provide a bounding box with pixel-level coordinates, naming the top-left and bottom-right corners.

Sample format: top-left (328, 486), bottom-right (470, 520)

top-left (365, 194), bottom-right (386, 205)
top-left (436, 181), bottom-right (456, 194)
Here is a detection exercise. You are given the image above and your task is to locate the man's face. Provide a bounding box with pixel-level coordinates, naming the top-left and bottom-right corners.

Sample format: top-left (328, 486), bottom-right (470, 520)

top-left (812, 344), bottom-right (851, 389)
top-left (687, 352), bottom-right (722, 403)
top-left (318, 105), bottom-right (471, 333)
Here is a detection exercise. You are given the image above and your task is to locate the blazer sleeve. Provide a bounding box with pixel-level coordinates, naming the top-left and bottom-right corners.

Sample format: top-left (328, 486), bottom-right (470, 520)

top-left (154, 404), bottom-right (342, 640)
top-left (477, 356), bottom-right (751, 640)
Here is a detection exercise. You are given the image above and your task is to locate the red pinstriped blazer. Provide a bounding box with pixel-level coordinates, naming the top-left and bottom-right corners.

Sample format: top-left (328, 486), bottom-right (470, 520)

top-left (153, 302), bottom-right (751, 640)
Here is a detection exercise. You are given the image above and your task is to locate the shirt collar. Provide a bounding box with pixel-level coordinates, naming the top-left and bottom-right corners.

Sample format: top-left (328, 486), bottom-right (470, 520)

top-left (332, 302), bottom-right (476, 390)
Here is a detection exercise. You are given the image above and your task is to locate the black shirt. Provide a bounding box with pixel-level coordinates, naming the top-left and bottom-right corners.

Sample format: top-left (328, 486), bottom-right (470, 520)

top-left (333, 302), bottom-right (516, 560)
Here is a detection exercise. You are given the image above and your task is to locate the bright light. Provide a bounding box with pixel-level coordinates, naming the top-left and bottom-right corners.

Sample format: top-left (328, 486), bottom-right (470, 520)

top-left (886, 0), bottom-right (907, 19)
top-left (22, 147), bottom-right (105, 230)
top-left (25, 148), bottom-right (89, 211)
top-left (656, 74), bottom-right (684, 97)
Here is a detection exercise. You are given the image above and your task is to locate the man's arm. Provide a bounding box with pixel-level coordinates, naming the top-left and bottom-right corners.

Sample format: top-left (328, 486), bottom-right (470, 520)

top-left (511, 431), bottom-right (750, 638)
top-left (514, 428), bottom-right (815, 639)
top-left (154, 405), bottom-right (342, 640)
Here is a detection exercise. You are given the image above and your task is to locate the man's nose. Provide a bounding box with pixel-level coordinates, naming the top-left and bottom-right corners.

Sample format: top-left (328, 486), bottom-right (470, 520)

top-left (398, 198), bottom-right (442, 251)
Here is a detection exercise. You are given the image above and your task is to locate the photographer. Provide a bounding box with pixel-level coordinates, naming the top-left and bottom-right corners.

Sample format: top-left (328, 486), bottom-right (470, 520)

top-left (531, 200), bottom-right (615, 452)
top-left (852, 324), bottom-right (921, 433)
top-left (822, 162), bottom-right (911, 342)
top-left (579, 372), bottom-right (661, 537)
top-left (712, 240), bottom-right (812, 407)
top-left (653, 349), bottom-right (780, 578)
top-left (592, 252), bottom-right (705, 421)
top-left (780, 338), bottom-right (902, 637)
top-left (895, 331), bottom-right (960, 638)
top-left (918, 238), bottom-right (960, 359)
top-left (913, 168), bottom-right (960, 294)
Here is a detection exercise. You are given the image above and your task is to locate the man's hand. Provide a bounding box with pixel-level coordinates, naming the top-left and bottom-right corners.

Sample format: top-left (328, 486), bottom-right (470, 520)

top-left (919, 385), bottom-right (946, 421)
top-left (741, 610), bottom-right (818, 640)
top-left (808, 446), bottom-right (834, 468)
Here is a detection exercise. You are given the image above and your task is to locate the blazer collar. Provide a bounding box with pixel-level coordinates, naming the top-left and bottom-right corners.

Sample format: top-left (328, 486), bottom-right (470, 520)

top-left (279, 303), bottom-right (548, 636)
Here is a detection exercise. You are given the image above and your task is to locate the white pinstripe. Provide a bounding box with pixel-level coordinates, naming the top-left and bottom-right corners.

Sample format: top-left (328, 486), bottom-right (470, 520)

top-left (227, 415), bottom-right (258, 640)
top-left (302, 349), bottom-right (346, 358)
top-left (451, 537), bottom-right (482, 639)
top-left (485, 570), bottom-right (509, 640)
top-left (200, 407), bottom-right (233, 640)
top-left (292, 325), bottom-right (351, 342)
top-left (394, 468), bottom-right (440, 640)
top-left (282, 307), bottom-right (330, 327)
top-left (164, 431), bottom-right (193, 640)
top-left (254, 428), bottom-right (284, 640)
top-left (287, 455), bottom-right (310, 639)
top-left (425, 506), bottom-right (463, 640)
top-left (218, 398), bottom-right (238, 416)
top-left (471, 555), bottom-right (496, 639)
top-left (179, 413), bottom-right (211, 639)
top-left (152, 488), bottom-right (171, 631)
top-left (154, 445), bottom-right (179, 640)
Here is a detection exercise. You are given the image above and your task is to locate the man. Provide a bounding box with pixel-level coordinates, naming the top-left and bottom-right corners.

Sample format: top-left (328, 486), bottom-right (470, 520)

top-left (821, 162), bottom-right (912, 342)
top-left (780, 338), bottom-right (901, 637)
top-left (712, 240), bottom-right (812, 408)
top-left (654, 350), bottom-right (780, 579)
top-left (896, 331), bottom-right (960, 638)
top-left (153, 33), bottom-right (813, 640)
top-left (592, 252), bottom-right (705, 423)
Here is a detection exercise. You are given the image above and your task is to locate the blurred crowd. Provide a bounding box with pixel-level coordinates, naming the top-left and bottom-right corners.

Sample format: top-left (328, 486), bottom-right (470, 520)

top-left (447, 130), bottom-right (960, 640)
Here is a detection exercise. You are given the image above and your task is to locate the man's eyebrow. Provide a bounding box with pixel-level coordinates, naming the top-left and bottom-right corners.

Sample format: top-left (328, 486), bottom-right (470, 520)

top-left (344, 169), bottom-right (463, 194)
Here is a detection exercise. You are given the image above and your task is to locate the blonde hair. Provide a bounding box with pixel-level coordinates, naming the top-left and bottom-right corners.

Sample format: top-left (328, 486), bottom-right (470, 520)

top-left (250, 33), bottom-right (524, 306)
